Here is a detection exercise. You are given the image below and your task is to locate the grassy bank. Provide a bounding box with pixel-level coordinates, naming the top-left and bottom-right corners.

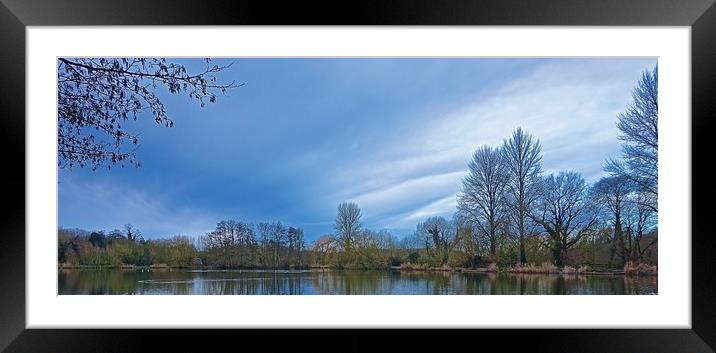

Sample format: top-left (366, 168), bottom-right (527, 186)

top-left (396, 262), bottom-right (656, 276)
top-left (60, 261), bottom-right (657, 276)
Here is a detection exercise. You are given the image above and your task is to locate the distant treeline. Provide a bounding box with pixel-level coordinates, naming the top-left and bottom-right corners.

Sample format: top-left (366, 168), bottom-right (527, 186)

top-left (57, 215), bottom-right (656, 271)
top-left (58, 67), bottom-right (659, 273)
top-left (58, 222), bottom-right (309, 269)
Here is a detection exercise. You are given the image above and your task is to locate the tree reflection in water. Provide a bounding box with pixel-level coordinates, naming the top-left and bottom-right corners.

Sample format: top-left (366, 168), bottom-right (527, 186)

top-left (58, 269), bottom-right (657, 295)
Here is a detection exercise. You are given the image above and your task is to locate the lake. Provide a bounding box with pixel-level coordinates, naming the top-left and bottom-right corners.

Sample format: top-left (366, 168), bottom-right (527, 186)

top-left (58, 269), bottom-right (657, 295)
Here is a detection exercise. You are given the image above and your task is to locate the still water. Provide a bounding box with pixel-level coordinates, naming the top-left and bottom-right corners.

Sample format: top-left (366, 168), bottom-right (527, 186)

top-left (58, 269), bottom-right (657, 295)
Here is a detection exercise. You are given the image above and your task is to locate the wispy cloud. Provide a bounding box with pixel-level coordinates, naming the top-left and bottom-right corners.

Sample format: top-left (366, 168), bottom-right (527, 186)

top-left (324, 59), bottom-right (654, 234)
top-left (345, 170), bottom-right (464, 218)
top-left (59, 58), bottom-right (656, 240)
top-left (59, 174), bottom-right (216, 237)
top-left (380, 195), bottom-right (459, 229)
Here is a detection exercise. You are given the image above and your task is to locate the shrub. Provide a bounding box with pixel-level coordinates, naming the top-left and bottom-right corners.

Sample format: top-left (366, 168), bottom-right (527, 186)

top-left (438, 264), bottom-right (452, 271)
top-left (561, 265), bottom-right (588, 274)
top-left (541, 262), bottom-right (559, 273)
top-left (624, 261), bottom-right (657, 276)
top-left (400, 262), bottom-right (427, 270)
top-left (562, 265), bottom-right (577, 274)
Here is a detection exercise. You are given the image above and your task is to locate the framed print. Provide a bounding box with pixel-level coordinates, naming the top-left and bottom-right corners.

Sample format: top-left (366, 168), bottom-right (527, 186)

top-left (1, 0), bottom-right (715, 352)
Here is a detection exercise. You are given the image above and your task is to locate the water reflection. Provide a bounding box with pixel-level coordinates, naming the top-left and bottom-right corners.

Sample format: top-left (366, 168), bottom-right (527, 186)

top-left (58, 269), bottom-right (658, 295)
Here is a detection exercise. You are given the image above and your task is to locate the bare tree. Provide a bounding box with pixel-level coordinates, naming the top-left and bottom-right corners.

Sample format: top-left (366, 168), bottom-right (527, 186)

top-left (108, 228), bottom-right (125, 241)
top-left (257, 222), bottom-right (271, 265)
top-left (605, 66), bottom-right (658, 212)
top-left (458, 146), bottom-right (509, 259)
top-left (502, 127), bottom-right (543, 264)
top-left (124, 223), bottom-right (141, 242)
top-left (623, 190), bottom-right (658, 262)
top-left (531, 171), bottom-right (599, 267)
top-left (234, 222), bottom-right (256, 248)
top-left (450, 212), bottom-right (481, 267)
top-left (257, 221), bottom-right (287, 267)
top-left (417, 216), bottom-right (454, 265)
top-left (205, 220), bottom-right (237, 268)
top-left (286, 226), bottom-right (306, 266)
top-left (334, 202), bottom-right (363, 254)
top-left (353, 229), bottom-right (389, 267)
top-left (399, 231), bottom-right (424, 251)
top-left (592, 175), bottom-right (635, 266)
top-left (203, 219), bottom-right (254, 268)
top-left (57, 228), bottom-right (82, 263)
top-left (58, 58), bottom-right (239, 169)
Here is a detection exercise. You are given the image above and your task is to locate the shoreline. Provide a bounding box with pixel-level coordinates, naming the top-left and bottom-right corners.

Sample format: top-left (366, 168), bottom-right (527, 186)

top-left (57, 264), bottom-right (655, 276)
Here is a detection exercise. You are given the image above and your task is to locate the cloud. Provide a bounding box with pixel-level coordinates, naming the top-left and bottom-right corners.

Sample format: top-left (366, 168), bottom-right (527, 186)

top-left (380, 195), bottom-right (459, 229)
top-left (324, 59), bottom-right (654, 233)
top-left (346, 170), bottom-right (464, 218)
top-left (59, 58), bottom-right (656, 241)
top-left (58, 174), bottom-right (216, 238)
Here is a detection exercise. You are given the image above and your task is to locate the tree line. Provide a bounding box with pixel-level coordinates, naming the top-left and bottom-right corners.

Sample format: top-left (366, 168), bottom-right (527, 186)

top-left (311, 66), bottom-right (658, 271)
top-left (58, 221), bottom-right (309, 269)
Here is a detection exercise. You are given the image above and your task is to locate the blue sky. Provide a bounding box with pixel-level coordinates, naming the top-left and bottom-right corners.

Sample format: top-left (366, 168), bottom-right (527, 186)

top-left (58, 57), bottom-right (656, 242)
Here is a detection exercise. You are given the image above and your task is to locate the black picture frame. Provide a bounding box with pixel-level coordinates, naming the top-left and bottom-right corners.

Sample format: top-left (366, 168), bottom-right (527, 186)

top-left (1, 0), bottom-right (715, 352)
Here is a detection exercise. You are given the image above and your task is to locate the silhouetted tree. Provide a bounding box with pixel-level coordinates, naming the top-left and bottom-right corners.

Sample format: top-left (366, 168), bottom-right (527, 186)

top-left (89, 231), bottom-right (107, 248)
top-left (58, 58), bottom-right (238, 169)
top-left (107, 228), bottom-right (125, 241)
top-left (124, 223), bottom-right (140, 242)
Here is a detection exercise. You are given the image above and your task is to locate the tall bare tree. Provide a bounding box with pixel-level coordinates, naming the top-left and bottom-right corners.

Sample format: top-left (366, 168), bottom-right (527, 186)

top-left (502, 127), bottom-right (543, 264)
top-left (257, 221), bottom-right (287, 267)
top-left (334, 202), bottom-right (363, 255)
top-left (203, 219), bottom-right (255, 268)
top-left (531, 171), bottom-right (599, 267)
top-left (458, 146), bottom-right (509, 259)
top-left (286, 226), bottom-right (306, 266)
top-left (605, 66), bottom-right (658, 212)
